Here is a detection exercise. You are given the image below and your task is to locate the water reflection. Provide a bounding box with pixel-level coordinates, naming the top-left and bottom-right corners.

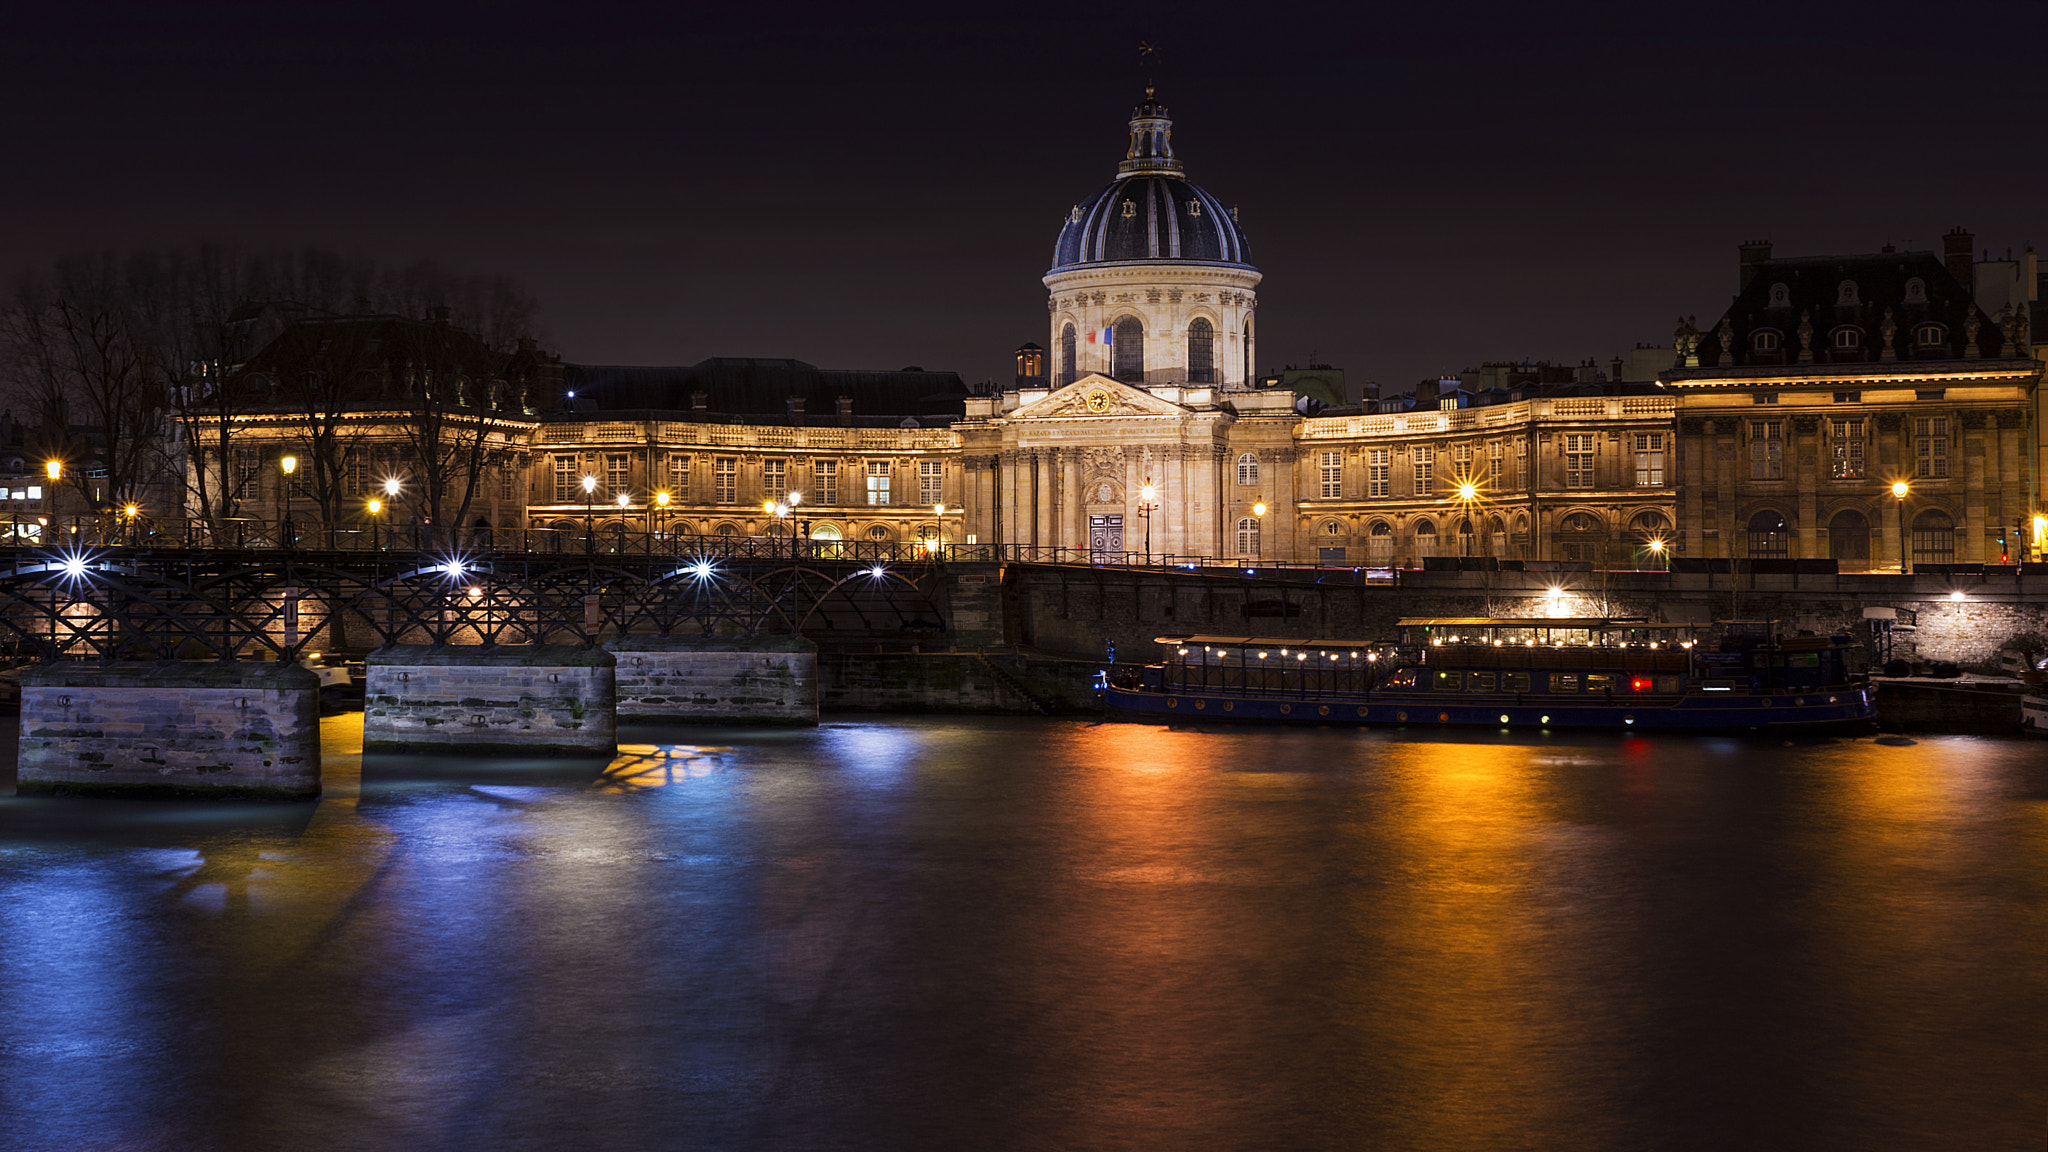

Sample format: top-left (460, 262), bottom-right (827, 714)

top-left (0, 718), bottom-right (2040, 1150)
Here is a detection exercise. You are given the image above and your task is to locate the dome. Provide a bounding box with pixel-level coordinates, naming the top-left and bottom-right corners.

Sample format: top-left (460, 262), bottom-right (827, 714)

top-left (1049, 91), bottom-right (1251, 273)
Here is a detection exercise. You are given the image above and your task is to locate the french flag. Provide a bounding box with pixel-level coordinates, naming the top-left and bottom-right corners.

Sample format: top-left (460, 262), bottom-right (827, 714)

top-left (1086, 326), bottom-right (1114, 345)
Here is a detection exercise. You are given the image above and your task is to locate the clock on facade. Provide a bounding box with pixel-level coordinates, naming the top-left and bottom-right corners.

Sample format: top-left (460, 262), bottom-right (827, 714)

top-left (1084, 388), bottom-right (1112, 413)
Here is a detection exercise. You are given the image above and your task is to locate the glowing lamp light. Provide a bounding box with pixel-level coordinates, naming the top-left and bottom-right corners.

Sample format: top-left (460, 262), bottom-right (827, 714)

top-left (1252, 501), bottom-right (1268, 517)
top-left (62, 556), bottom-right (86, 578)
top-left (1630, 677), bottom-right (1654, 692)
top-left (867, 565), bottom-right (888, 579)
top-left (384, 477), bottom-right (402, 497)
top-left (280, 455), bottom-right (297, 475)
top-left (1648, 539), bottom-right (1665, 553)
top-left (655, 491), bottom-right (671, 508)
top-left (1457, 482), bottom-right (1477, 501)
top-left (691, 560), bottom-right (716, 580)
top-left (789, 491), bottom-right (802, 507)
top-left (122, 503), bottom-right (139, 518)
top-left (1546, 586), bottom-right (1564, 598)
top-left (1140, 485), bottom-right (1157, 503)
top-left (1949, 590), bottom-right (1966, 601)
top-left (1891, 481), bottom-right (1909, 498)
top-left (1257, 651), bottom-right (1268, 659)
top-left (367, 498), bottom-right (382, 515)
top-left (44, 460), bottom-right (61, 481)
top-left (443, 560), bottom-right (465, 577)
top-left (581, 475), bottom-right (597, 494)
top-left (617, 493), bottom-right (630, 508)
top-left (762, 499), bottom-right (776, 514)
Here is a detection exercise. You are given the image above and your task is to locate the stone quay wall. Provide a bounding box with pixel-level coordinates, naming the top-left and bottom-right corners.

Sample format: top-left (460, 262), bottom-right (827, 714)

top-left (18, 661), bottom-right (321, 799)
top-left (363, 644), bottom-right (616, 755)
top-left (606, 634), bottom-right (818, 724)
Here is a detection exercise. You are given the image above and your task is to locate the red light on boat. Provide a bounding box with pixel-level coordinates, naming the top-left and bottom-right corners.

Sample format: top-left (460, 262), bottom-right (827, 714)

top-left (1629, 677), bottom-right (1654, 692)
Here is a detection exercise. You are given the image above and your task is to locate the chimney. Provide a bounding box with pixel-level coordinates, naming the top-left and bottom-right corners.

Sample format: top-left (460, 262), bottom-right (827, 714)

top-left (1944, 227), bottom-right (1975, 296)
top-left (1738, 240), bottom-right (1773, 292)
top-left (690, 390), bottom-right (708, 411)
top-left (836, 395), bottom-right (854, 427)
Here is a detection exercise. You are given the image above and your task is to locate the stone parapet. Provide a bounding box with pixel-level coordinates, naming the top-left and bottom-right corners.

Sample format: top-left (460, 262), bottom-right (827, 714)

top-left (363, 644), bottom-right (615, 755)
top-left (18, 661), bottom-right (321, 799)
top-left (606, 634), bottom-right (817, 724)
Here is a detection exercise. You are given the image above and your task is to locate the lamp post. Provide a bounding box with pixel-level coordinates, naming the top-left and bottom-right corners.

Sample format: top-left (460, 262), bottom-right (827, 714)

top-left (1891, 480), bottom-right (1910, 574)
top-left (581, 474), bottom-right (598, 554)
top-left (615, 491), bottom-right (630, 553)
top-left (1647, 536), bottom-right (1665, 572)
top-left (655, 490), bottom-right (671, 541)
top-left (383, 477), bottom-right (404, 551)
top-left (367, 497), bottom-right (383, 551)
top-left (1251, 500), bottom-right (1267, 561)
top-left (1137, 479), bottom-right (1159, 564)
top-left (44, 460), bottom-right (59, 538)
top-left (280, 455), bottom-right (298, 550)
top-left (1455, 480), bottom-right (1480, 557)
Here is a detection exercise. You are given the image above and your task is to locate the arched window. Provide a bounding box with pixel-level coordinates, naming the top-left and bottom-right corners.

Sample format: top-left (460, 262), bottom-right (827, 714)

top-left (809, 523), bottom-right (842, 540)
top-left (866, 524), bottom-right (892, 541)
top-left (1631, 511), bottom-right (1670, 567)
top-left (1241, 319), bottom-right (1252, 385)
top-left (1486, 515), bottom-right (1506, 558)
top-left (1187, 318), bottom-right (1215, 383)
top-left (1910, 509), bottom-right (1954, 567)
top-left (1412, 518), bottom-right (1438, 559)
top-left (1559, 511), bottom-right (1607, 562)
top-left (715, 522), bottom-right (740, 538)
top-left (1752, 329), bottom-right (1781, 351)
top-left (1321, 519), bottom-right (1342, 536)
top-left (1915, 323), bottom-right (1945, 348)
top-left (1236, 452), bottom-right (1259, 486)
top-left (1235, 516), bottom-right (1261, 557)
top-left (1060, 324), bottom-right (1077, 385)
top-left (1769, 283), bottom-right (1790, 307)
top-left (1827, 509), bottom-right (1870, 568)
top-left (1837, 281), bottom-right (1860, 306)
top-left (1456, 517), bottom-right (1476, 556)
top-left (1112, 316), bottom-right (1145, 382)
top-left (1367, 520), bottom-right (1393, 565)
top-left (1747, 510), bottom-right (1789, 558)
top-left (1833, 327), bottom-right (1862, 349)
top-left (1904, 278), bottom-right (1927, 304)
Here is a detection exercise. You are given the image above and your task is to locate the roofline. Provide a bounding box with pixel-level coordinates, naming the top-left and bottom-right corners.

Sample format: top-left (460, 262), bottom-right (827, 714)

top-left (1660, 359), bottom-right (2041, 387)
top-left (1045, 258), bottom-right (1259, 277)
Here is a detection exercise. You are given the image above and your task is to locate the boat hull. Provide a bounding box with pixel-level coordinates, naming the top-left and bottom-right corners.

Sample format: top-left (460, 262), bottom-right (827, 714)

top-left (1099, 684), bottom-right (1876, 732)
top-left (2023, 694), bottom-right (2048, 737)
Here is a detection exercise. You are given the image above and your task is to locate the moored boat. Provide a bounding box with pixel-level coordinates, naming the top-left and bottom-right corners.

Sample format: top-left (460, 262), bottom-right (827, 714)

top-left (1099, 617), bottom-right (1875, 732)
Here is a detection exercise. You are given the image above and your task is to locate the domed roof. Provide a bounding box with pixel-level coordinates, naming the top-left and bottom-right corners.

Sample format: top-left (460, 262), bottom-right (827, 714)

top-left (1050, 91), bottom-right (1251, 273)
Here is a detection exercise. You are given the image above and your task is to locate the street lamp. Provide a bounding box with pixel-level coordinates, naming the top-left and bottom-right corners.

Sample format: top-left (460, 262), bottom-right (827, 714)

top-left (383, 476), bottom-right (405, 550)
top-left (1892, 480), bottom-right (1910, 574)
top-left (280, 455), bottom-right (298, 549)
top-left (1137, 479), bottom-right (1159, 564)
top-left (654, 490), bottom-right (671, 539)
top-left (581, 474), bottom-right (598, 553)
top-left (367, 496), bottom-right (383, 550)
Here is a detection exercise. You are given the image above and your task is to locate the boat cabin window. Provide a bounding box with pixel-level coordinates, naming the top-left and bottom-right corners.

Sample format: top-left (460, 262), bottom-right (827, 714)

top-left (1585, 674), bottom-right (1615, 693)
top-left (1434, 670), bottom-right (1462, 691)
top-left (1550, 673), bottom-right (1578, 693)
top-left (1385, 668), bottom-right (1418, 689)
top-left (1504, 672), bottom-right (1531, 692)
top-left (1467, 672), bottom-right (1496, 692)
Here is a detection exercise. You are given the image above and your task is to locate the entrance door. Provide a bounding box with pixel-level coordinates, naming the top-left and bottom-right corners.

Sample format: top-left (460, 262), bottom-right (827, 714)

top-left (1089, 513), bottom-right (1124, 561)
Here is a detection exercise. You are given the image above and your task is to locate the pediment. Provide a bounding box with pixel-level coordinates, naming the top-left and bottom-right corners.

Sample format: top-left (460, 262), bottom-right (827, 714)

top-left (1009, 374), bottom-right (1186, 420)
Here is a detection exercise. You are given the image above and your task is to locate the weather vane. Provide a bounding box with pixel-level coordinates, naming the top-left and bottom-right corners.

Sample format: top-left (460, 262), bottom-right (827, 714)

top-left (1138, 40), bottom-right (1158, 93)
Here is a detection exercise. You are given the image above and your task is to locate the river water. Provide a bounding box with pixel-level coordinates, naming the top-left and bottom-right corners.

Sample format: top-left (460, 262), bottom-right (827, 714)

top-left (0, 716), bottom-right (2043, 1151)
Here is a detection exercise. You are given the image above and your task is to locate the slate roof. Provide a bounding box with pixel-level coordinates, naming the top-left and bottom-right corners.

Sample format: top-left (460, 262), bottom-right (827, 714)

top-left (1693, 250), bottom-right (2011, 367)
top-left (1049, 93), bottom-right (1251, 273)
top-left (559, 358), bottom-right (969, 423)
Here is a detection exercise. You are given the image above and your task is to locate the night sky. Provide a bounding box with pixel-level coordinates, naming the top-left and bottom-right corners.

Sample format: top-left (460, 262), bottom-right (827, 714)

top-left (6, 2), bottom-right (2046, 391)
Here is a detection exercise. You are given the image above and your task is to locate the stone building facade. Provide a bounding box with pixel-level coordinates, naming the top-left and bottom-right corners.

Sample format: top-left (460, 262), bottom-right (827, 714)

top-left (1663, 241), bottom-right (2043, 569)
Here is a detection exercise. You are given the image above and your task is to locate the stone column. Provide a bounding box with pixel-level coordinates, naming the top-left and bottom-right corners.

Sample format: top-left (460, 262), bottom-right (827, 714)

top-left (1034, 451), bottom-right (1054, 552)
top-left (364, 644), bottom-right (616, 755)
top-left (1963, 413), bottom-right (1987, 563)
top-left (1060, 449), bottom-right (1080, 550)
top-left (1794, 415), bottom-right (1820, 559)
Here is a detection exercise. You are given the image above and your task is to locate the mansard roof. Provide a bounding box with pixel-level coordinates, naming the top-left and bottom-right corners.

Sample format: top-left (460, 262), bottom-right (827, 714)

top-left (559, 358), bottom-right (968, 421)
top-left (1684, 249), bottom-right (2014, 372)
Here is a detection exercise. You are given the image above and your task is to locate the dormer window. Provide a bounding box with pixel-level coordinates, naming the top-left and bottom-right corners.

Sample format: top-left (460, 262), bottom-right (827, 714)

top-left (1837, 281), bottom-right (1860, 306)
top-left (1915, 323), bottom-right (1946, 347)
top-left (1904, 278), bottom-right (1927, 303)
top-left (1187, 199), bottom-right (1202, 217)
top-left (1768, 283), bottom-right (1790, 307)
top-left (1121, 200), bottom-right (1136, 219)
top-left (1833, 327), bottom-right (1863, 349)
top-left (1751, 330), bottom-right (1781, 351)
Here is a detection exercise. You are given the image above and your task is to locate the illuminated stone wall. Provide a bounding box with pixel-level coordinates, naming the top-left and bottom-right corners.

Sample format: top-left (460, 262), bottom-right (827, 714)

top-left (363, 644), bottom-right (615, 754)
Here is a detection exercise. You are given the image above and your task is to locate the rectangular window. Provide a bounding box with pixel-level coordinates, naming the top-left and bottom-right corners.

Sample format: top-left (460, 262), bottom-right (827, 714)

top-left (604, 453), bottom-right (630, 498)
top-left (1487, 439), bottom-right (1503, 482)
top-left (1452, 442), bottom-right (1473, 484)
top-left (1319, 450), bottom-right (1342, 499)
top-left (498, 461), bottom-right (516, 501)
top-left (1468, 672), bottom-right (1496, 692)
top-left (816, 460), bottom-right (838, 505)
top-left (235, 447), bottom-right (261, 486)
top-left (714, 457), bottom-right (737, 504)
top-left (1412, 445), bottom-right (1433, 497)
top-left (1434, 670), bottom-right (1462, 691)
top-left (1914, 417), bottom-right (1949, 478)
top-left (1564, 433), bottom-right (1595, 489)
top-left (918, 459), bottom-right (942, 506)
top-left (1503, 672), bottom-right (1531, 693)
top-left (1748, 420), bottom-right (1783, 479)
top-left (1633, 432), bottom-right (1665, 487)
top-left (1550, 673), bottom-right (1578, 693)
top-left (552, 455), bottom-right (577, 503)
top-left (763, 458), bottom-right (787, 502)
top-left (866, 460), bottom-right (891, 505)
top-left (1367, 448), bottom-right (1389, 498)
top-left (347, 452), bottom-right (373, 497)
top-left (668, 454), bottom-right (691, 502)
top-left (1585, 674), bottom-right (1616, 693)
top-left (1516, 437), bottom-right (1529, 489)
top-left (1829, 418), bottom-right (1866, 480)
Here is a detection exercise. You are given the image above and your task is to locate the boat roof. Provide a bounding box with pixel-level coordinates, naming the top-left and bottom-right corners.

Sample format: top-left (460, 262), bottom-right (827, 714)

top-left (1154, 635), bottom-right (1381, 648)
top-left (1394, 616), bottom-right (1685, 629)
